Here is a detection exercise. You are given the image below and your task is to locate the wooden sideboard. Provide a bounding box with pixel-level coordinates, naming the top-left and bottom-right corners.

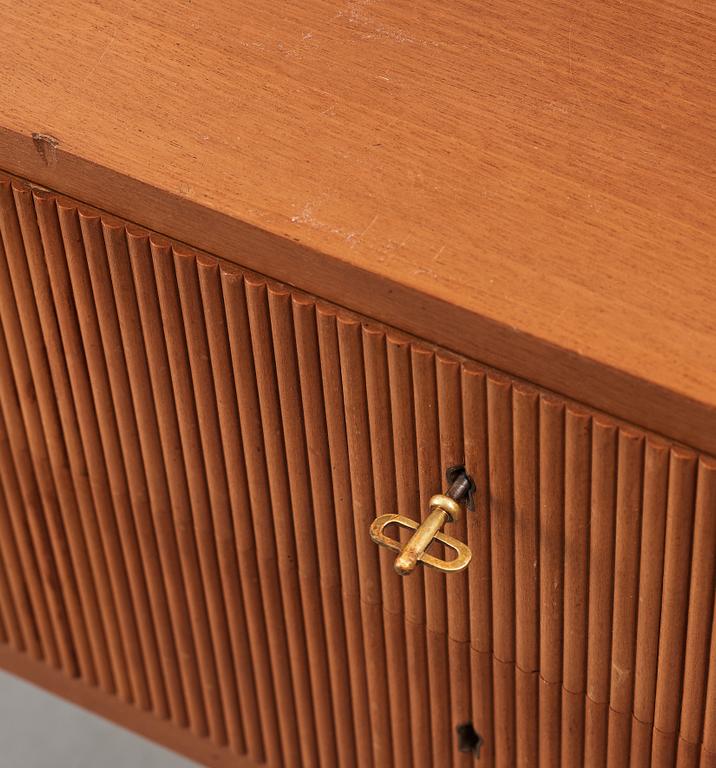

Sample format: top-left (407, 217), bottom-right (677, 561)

top-left (0, 2), bottom-right (714, 767)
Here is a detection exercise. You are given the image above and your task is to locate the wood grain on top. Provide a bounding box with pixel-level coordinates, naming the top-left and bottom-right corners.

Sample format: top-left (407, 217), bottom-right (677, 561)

top-left (0, 0), bottom-right (714, 452)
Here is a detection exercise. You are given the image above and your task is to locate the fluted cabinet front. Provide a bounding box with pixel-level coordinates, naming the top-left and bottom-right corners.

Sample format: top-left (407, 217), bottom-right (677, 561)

top-left (0, 175), bottom-right (713, 768)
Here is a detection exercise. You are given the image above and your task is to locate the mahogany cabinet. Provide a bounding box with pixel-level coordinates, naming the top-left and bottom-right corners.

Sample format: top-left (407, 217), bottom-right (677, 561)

top-left (0, 1), bottom-right (714, 767)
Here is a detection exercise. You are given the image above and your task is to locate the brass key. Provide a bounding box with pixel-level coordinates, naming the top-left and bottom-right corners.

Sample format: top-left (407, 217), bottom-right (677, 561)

top-left (369, 469), bottom-right (473, 575)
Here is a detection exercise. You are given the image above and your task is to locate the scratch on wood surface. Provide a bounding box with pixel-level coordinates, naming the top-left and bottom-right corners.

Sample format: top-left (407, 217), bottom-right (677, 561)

top-left (290, 201), bottom-right (318, 226)
top-left (360, 214), bottom-right (379, 236)
top-left (291, 200), bottom-right (361, 246)
top-left (80, 27), bottom-right (118, 86)
top-left (336, 2), bottom-right (464, 49)
top-left (31, 133), bottom-right (60, 166)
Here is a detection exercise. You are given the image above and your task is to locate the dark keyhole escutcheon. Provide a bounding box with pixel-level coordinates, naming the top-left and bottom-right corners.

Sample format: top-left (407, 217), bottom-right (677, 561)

top-left (456, 722), bottom-right (483, 759)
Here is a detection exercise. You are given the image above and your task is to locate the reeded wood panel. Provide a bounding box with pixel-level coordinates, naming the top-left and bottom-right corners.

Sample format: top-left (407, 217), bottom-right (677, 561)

top-left (0, 175), bottom-right (713, 767)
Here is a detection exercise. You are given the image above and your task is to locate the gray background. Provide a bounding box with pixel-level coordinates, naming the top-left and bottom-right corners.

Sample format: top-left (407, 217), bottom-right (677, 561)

top-left (0, 670), bottom-right (198, 767)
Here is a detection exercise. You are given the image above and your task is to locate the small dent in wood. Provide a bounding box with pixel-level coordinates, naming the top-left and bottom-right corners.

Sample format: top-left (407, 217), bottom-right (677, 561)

top-left (31, 133), bottom-right (60, 166)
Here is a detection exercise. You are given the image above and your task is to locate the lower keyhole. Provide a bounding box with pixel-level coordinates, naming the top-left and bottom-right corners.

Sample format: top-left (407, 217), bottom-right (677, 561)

top-left (456, 722), bottom-right (483, 759)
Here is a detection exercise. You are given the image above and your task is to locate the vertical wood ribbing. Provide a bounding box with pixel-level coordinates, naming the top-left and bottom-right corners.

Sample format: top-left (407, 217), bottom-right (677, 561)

top-left (0, 465), bottom-right (35, 654)
top-left (316, 306), bottom-right (373, 768)
top-left (0, 563), bottom-right (12, 646)
top-left (36, 195), bottom-right (125, 698)
top-left (223, 270), bottom-right (302, 766)
top-left (0, 402), bottom-right (44, 661)
top-left (267, 284), bottom-right (336, 768)
top-left (438, 356), bottom-right (468, 643)
top-left (679, 458), bottom-right (716, 746)
top-left (487, 377), bottom-right (515, 768)
top-left (0, 485), bottom-right (22, 651)
top-left (0, 177), bottom-right (714, 768)
top-left (106, 227), bottom-right (201, 727)
top-left (387, 335), bottom-right (431, 768)
top-left (702, 599), bottom-right (716, 757)
top-left (463, 367), bottom-right (492, 653)
top-left (296, 298), bottom-right (357, 768)
top-left (152, 239), bottom-right (237, 746)
top-left (0, 320), bottom-right (62, 669)
top-left (175, 248), bottom-right (258, 756)
top-left (413, 347), bottom-right (450, 768)
top-left (58, 205), bottom-right (136, 703)
top-left (363, 325), bottom-right (411, 768)
top-left (338, 316), bottom-right (393, 768)
top-left (201, 257), bottom-right (276, 765)
top-left (654, 450), bottom-right (697, 736)
top-left (562, 407), bottom-right (591, 765)
top-left (437, 354), bottom-right (472, 768)
top-left (632, 441), bottom-right (670, 731)
top-left (585, 419), bottom-right (618, 764)
top-left (245, 277), bottom-right (319, 767)
top-left (132, 236), bottom-right (216, 738)
top-left (117, 232), bottom-right (203, 730)
top-left (513, 387), bottom-right (539, 675)
top-left (630, 717), bottom-right (653, 767)
top-left (487, 378), bottom-right (515, 666)
top-left (80, 211), bottom-right (163, 709)
top-left (607, 430), bottom-right (644, 764)
top-left (538, 396), bottom-right (565, 768)
top-left (0, 180), bottom-right (87, 679)
top-left (512, 385), bottom-right (538, 768)
top-left (493, 658), bottom-right (516, 768)
top-left (14, 186), bottom-right (113, 689)
top-left (462, 365), bottom-right (494, 768)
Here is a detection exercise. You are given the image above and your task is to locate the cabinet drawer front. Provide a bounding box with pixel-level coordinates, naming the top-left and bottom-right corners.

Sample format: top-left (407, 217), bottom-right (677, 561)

top-left (0, 176), bottom-right (713, 767)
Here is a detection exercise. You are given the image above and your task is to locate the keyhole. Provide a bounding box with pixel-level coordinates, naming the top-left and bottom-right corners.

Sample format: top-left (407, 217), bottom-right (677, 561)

top-left (456, 722), bottom-right (483, 759)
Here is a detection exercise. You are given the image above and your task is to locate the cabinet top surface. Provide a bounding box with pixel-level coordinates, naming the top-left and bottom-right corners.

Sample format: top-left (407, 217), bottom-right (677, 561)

top-left (1, 0), bottom-right (715, 450)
